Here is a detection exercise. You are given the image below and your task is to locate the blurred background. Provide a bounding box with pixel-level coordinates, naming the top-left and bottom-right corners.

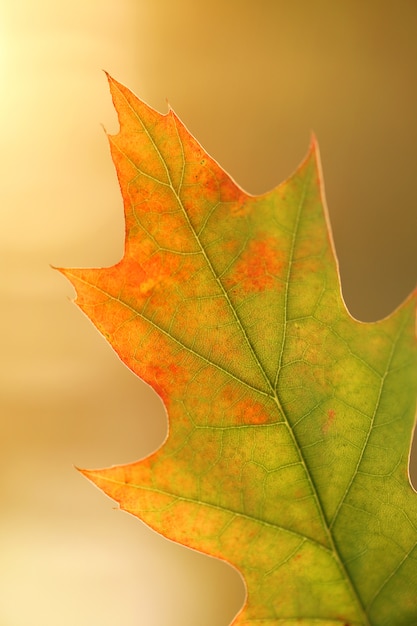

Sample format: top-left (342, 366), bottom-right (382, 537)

top-left (1, 1), bottom-right (416, 624)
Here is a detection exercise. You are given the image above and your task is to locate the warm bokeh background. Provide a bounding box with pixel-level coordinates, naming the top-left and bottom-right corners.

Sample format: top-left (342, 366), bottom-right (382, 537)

top-left (1, 2), bottom-right (416, 625)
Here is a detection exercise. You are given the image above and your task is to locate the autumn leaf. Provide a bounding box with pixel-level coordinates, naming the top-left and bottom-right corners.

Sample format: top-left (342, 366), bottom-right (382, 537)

top-left (59, 75), bottom-right (417, 625)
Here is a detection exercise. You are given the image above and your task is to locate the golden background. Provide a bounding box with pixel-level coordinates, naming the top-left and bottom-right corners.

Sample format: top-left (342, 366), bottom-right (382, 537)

top-left (1, 1), bottom-right (416, 624)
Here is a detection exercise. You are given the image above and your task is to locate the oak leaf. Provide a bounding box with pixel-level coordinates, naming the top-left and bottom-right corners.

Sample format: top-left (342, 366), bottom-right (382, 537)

top-left (60, 76), bottom-right (417, 625)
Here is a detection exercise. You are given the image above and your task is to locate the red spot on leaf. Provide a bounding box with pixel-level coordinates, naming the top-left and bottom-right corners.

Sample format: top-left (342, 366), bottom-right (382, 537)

top-left (226, 236), bottom-right (285, 295)
top-left (322, 408), bottom-right (336, 434)
top-left (234, 398), bottom-right (270, 425)
top-left (219, 385), bottom-right (271, 426)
